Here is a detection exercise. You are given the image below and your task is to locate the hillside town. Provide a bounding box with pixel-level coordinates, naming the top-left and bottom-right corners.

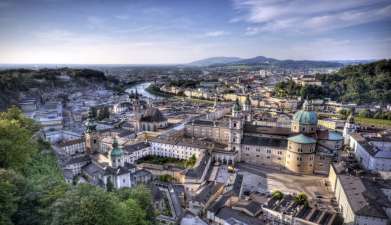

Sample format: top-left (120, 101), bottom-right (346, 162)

top-left (10, 62), bottom-right (391, 225)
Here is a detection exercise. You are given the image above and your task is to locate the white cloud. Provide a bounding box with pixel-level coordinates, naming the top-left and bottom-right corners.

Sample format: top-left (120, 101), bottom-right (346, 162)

top-left (232, 0), bottom-right (391, 34)
top-left (204, 31), bottom-right (228, 37)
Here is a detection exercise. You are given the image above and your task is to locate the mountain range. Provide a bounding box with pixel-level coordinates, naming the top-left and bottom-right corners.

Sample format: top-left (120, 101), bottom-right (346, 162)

top-left (188, 56), bottom-right (345, 68)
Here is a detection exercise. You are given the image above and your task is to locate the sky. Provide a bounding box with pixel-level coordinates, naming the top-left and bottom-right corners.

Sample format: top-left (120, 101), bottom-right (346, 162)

top-left (0, 0), bottom-right (390, 64)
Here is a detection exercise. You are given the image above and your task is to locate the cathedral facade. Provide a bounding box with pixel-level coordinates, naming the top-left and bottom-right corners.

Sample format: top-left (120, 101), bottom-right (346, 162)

top-left (185, 99), bottom-right (343, 175)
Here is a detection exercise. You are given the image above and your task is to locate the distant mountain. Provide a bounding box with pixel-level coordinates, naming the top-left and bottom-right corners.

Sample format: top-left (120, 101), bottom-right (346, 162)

top-left (188, 57), bottom-right (242, 66)
top-left (188, 55), bottom-right (343, 68)
top-left (329, 59), bottom-right (378, 65)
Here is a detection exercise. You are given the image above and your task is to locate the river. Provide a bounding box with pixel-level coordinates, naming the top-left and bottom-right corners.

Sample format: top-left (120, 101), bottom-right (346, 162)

top-left (125, 82), bottom-right (162, 100)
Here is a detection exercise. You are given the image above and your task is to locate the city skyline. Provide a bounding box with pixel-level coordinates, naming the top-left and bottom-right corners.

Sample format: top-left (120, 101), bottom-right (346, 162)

top-left (0, 0), bottom-right (391, 64)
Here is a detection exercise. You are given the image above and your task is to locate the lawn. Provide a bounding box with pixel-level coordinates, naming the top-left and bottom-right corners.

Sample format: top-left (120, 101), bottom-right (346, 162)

top-left (355, 117), bottom-right (391, 128)
top-left (136, 155), bottom-right (187, 168)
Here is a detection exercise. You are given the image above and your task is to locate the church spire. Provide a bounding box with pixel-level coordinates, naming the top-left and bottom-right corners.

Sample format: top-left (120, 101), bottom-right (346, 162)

top-left (85, 108), bottom-right (97, 133)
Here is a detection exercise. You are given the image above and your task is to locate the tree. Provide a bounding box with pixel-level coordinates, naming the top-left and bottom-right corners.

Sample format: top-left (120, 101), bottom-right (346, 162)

top-left (106, 178), bottom-right (114, 192)
top-left (0, 169), bottom-right (19, 225)
top-left (116, 185), bottom-right (154, 224)
top-left (358, 109), bottom-right (372, 118)
top-left (122, 199), bottom-right (147, 225)
top-left (0, 119), bottom-right (38, 171)
top-left (0, 106), bottom-right (39, 132)
top-left (271, 190), bottom-right (284, 200)
top-left (294, 193), bottom-right (308, 206)
top-left (50, 184), bottom-right (129, 225)
top-left (185, 154), bottom-right (197, 168)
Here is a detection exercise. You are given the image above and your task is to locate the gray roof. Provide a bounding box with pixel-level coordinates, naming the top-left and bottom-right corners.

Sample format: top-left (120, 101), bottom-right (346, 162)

top-left (242, 135), bottom-right (287, 148)
top-left (140, 107), bottom-right (167, 122)
top-left (124, 142), bottom-right (150, 154)
top-left (193, 182), bottom-right (224, 205)
top-left (185, 153), bottom-right (210, 179)
top-left (244, 123), bottom-right (292, 136)
top-left (232, 174), bottom-right (244, 196)
top-left (216, 207), bottom-right (266, 225)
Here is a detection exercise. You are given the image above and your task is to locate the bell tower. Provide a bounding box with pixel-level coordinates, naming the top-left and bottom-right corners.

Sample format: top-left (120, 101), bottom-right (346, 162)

top-left (110, 138), bottom-right (124, 168)
top-left (85, 108), bottom-right (99, 154)
top-left (343, 112), bottom-right (357, 145)
top-left (243, 94), bottom-right (252, 122)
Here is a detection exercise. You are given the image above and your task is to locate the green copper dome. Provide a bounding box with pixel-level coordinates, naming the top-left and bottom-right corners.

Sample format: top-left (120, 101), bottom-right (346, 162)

top-left (110, 138), bottom-right (123, 157)
top-left (292, 101), bottom-right (317, 125)
top-left (288, 134), bottom-right (316, 144)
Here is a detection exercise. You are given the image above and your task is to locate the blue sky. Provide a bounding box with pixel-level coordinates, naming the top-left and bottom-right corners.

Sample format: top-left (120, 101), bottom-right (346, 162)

top-left (0, 0), bottom-right (390, 64)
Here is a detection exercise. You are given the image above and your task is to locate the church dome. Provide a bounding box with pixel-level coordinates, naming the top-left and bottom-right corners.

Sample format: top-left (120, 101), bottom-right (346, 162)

top-left (111, 138), bottom-right (123, 157)
top-left (292, 101), bottom-right (317, 125)
top-left (140, 107), bottom-right (166, 122)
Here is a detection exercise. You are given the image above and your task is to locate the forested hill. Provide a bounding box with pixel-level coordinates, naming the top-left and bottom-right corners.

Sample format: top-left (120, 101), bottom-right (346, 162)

top-left (317, 59), bottom-right (391, 104)
top-left (275, 59), bottom-right (391, 104)
top-left (0, 68), bottom-right (107, 110)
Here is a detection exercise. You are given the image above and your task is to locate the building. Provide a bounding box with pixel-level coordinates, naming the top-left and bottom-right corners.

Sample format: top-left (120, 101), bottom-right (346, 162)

top-left (349, 133), bottom-right (391, 171)
top-left (132, 93), bottom-right (168, 132)
top-left (328, 161), bottom-right (391, 225)
top-left (184, 100), bottom-right (343, 175)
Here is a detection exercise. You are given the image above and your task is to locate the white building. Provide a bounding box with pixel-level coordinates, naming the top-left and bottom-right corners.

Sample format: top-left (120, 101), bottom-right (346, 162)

top-left (350, 133), bottom-right (391, 171)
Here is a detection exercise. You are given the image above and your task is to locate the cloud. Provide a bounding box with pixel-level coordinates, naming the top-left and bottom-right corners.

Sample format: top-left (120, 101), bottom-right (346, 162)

top-left (232, 0), bottom-right (391, 34)
top-left (114, 15), bottom-right (129, 20)
top-left (204, 31), bottom-right (228, 37)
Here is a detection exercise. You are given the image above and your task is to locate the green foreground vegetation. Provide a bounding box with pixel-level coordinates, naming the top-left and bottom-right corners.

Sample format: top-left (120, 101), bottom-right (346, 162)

top-left (0, 106), bottom-right (154, 225)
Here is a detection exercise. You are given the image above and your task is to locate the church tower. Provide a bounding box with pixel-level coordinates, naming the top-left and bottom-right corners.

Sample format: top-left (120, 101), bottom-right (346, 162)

top-left (229, 100), bottom-right (243, 160)
top-left (110, 138), bottom-right (124, 168)
top-left (85, 108), bottom-right (99, 154)
top-left (343, 113), bottom-right (357, 145)
top-left (232, 98), bottom-right (242, 118)
top-left (132, 90), bottom-right (142, 132)
top-left (243, 94), bottom-right (252, 122)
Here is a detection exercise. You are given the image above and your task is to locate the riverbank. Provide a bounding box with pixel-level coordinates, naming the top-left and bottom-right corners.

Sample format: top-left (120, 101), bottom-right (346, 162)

top-left (145, 84), bottom-right (173, 97)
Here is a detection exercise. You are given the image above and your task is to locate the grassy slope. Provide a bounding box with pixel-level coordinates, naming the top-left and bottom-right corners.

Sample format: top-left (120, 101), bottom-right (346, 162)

top-left (355, 117), bottom-right (391, 128)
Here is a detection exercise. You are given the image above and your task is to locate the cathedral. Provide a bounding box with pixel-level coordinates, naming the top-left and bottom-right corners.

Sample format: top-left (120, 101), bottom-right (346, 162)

top-left (185, 99), bottom-right (343, 175)
top-left (130, 90), bottom-right (168, 132)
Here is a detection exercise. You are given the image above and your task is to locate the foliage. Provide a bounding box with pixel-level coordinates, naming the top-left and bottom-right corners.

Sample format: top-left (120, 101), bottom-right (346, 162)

top-left (0, 108), bottom-right (38, 171)
top-left (50, 184), bottom-right (127, 225)
top-left (294, 193), bottom-right (308, 206)
top-left (271, 190), bottom-right (284, 200)
top-left (356, 109), bottom-right (391, 120)
top-left (337, 109), bottom-right (352, 120)
top-left (106, 178), bottom-right (114, 192)
top-left (169, 79), bottom-right (199, 88)
top-left (185, 154), bottom-right (197, 168)
top-left (158, 174), bottom-right (175, 182)
top-left (0, 68), bottom-right (107, 110)
top-left (115, 185), bottom-right (155, 224)
top-left (354, 117), bottom-right (391, 129)
top-left (0, 106), bottom-right (40, 132)
top-left (145, 84), bottom-right (172, 97)
top-left (0, 106), bottom-right (152, 225)
top-left (274, 80), bottom-right (323, 99)
top-left (317, 59), bottom-right (391, 104)
top-left (275, 60), bottom-right (391, 104)
top-left (96, 107), bottom-right (110, 121)
top-left (137, 155), bottom-right (187, 168)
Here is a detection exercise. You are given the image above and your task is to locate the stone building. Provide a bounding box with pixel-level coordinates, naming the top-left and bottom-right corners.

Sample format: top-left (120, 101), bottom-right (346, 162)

top-left (131, 92), bottom-right (168, 132)
top-left (184, 100), bottom-right (343, 175)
